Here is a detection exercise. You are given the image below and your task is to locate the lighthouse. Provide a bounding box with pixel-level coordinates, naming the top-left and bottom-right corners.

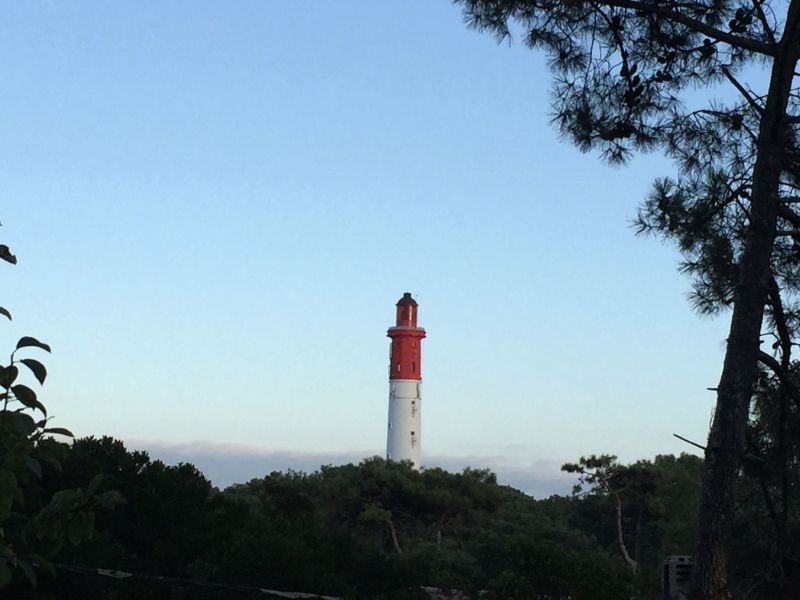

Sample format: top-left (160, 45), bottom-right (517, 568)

top-left (386, 292), bottom-right (426, 468)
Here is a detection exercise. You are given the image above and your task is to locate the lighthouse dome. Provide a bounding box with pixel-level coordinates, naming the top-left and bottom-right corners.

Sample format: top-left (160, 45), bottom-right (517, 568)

top-left (395, 292), bottom-right (418, 326)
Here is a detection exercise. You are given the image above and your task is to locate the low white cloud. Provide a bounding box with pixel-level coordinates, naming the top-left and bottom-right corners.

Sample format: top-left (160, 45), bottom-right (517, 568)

top-left (126, 438), bottom-right (577, 499)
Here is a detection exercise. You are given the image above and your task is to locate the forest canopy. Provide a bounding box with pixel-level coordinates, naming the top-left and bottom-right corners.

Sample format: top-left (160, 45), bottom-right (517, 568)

top-left (5, 436), bottom-right (730, 599)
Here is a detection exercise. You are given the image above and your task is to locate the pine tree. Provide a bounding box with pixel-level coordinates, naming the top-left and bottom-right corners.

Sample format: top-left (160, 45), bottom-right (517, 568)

top-left (455, 1), bottom-right (800, 597)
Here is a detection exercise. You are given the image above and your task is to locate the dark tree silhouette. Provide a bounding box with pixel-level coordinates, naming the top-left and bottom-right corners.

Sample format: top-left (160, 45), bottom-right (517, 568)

top-left (0, 222), bottom-right (118, 590)
top-left (563, 454), bottom-right (658, 575)
top-left (455, 1), bottom-right (800, 597)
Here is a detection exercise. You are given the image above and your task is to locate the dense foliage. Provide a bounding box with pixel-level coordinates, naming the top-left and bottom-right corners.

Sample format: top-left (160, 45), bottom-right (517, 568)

top-left (6, 437), bottom-right (725, 599)
top-left (0, 226), bottom-right (119, 590)
top-left (1, 433), bottom-right (792, 598)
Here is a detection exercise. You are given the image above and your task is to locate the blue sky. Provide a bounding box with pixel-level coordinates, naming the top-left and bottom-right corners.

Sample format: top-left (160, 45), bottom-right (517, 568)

top-left (0, 1), bottom-right (739, 496)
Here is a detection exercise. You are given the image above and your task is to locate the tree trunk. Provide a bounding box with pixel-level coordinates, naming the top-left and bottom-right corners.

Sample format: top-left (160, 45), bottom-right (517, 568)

top-left (635, 506), bottom-right (643, 568)
top-left (614, 491), bottom-right (637, 573)
top-left (693, 5), bottom-right (800, 598)
top-left (386, 516), bottom-right (402, 554)
top-left (436, 514), bottom-right (445, 552)
top-left (769, 281), bottom-right (791, 581)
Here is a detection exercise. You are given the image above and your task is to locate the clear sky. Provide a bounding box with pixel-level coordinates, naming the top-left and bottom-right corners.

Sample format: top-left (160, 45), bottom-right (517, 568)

top-left (0, 1), bottom-right (737, 496)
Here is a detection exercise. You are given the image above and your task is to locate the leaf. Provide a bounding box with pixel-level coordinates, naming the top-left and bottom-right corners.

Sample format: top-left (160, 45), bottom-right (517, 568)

top-left (39, 453), bottom-right (62, 473)
top-left (19, 359), bottom-right (46, 385)
top-left (17, 558), bottom-right (36, 587)
top-left (0, 366), bottom-right (18, 389)
top-left (0, 469), bottom-right (20, 515)
top-left (3, 411), bottom-right (36, 436)
top-left (95, 490), bottom-right (124, 510)
top-left (49, 488), bottom-right (82, 510)
top-left (0, 543), bottom-right (13, 559)
top-left (28, 555), bottom-right (54, 578)
top-left (11, 385), bottom-right (46, 416)
top-left (86, 474), bottom-right (104, 498)
top-left (0, 307), bottom-right (10, 321)
top-left (68, 516), bottom-right (86, 546)
top-left (0, 561), bottom-right (11, 588)
top-left (0, 245), bottom-right (16, 265)
top-left (43, 427), bottom-right (73, 438)
top-left (24, 456), bottom-right (42, 480)
top-left (15, 337), bottom-right (51, 353)
top-left (79, 511), bottom-right (95, 537)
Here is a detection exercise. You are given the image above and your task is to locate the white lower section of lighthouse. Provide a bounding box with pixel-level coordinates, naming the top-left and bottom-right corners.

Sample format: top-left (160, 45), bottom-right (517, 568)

top-left (386, 379), bottom-right (421, 468)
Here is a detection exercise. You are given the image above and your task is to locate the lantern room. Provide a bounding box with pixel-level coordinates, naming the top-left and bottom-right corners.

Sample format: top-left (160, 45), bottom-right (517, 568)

top-left (395, 292), bottom-right (418, 327)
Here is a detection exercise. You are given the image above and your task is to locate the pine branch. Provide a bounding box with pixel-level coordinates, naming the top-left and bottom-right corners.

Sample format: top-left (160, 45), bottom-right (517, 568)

top-left (596, 0), bottom-right (776, 56)
top-left (751, 0), bottom-right (777, 46)
top-left (673, 432), bottom-right (707, 451)
top-left (757, 351), bottom-right (800, 413)
top-left (768, 278), bottom-right (792, 368)
top-left (721, 66), bottom-right (764, 115)
top-left (776, 204), bottom-right (800, 229)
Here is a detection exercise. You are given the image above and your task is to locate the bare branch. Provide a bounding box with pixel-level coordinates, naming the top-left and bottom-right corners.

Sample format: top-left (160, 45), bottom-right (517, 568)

top-left (673, 432), bottom-right (707, 451)
top-left (751, 0), bottom-right (777, 46)
top-left (721, 66), bottom-right (764, 115)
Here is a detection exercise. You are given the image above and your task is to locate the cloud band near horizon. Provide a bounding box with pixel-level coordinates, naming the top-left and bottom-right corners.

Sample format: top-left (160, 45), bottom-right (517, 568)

top-left (124, 438), bottom-right (577, 499)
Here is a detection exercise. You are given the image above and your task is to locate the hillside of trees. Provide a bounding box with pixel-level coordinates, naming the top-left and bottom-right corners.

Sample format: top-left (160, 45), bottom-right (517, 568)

top-left (7, 435), bottom-right (789, 599)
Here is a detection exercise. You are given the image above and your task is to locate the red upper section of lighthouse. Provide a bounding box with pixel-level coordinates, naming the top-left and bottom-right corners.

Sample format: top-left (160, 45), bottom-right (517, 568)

top-left (388, 292), bottom-right (426, 381)
top-left (395, 292), bottom-right (418, 327)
